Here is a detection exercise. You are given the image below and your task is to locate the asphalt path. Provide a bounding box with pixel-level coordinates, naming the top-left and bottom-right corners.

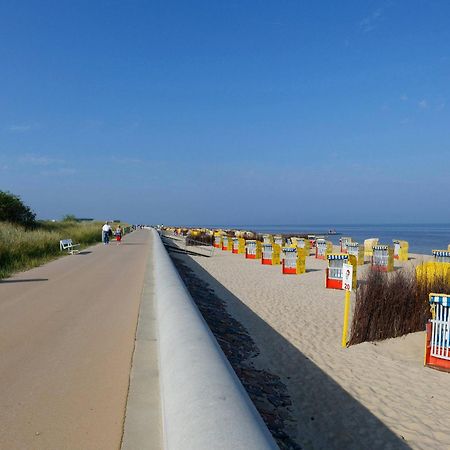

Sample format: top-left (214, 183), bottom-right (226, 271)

top-left (0, 229), bottom-right (153, 450)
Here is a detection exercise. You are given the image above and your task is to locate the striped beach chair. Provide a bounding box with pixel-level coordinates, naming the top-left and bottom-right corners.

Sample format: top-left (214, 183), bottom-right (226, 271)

top-left (371, 245), bottom-right (394, 272)
top-left (425, 294), bottom-right (450, 372)
top-left (326, 253), bottom-right (357, 289)
top-left (282, 247), bottom-right (306, 275)
top-left (432, 250), bottom-right (450, 263)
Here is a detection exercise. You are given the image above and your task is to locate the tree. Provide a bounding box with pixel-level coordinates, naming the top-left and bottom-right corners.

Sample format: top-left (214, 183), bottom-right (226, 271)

top-left (62, 214), bottom-right (77, 222)
top-left (0, 191), bottom-right (36, 227)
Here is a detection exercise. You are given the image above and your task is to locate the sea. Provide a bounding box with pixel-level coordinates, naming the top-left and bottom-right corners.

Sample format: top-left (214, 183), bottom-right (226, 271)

top-left (200, 224), bottom-right (450, 255)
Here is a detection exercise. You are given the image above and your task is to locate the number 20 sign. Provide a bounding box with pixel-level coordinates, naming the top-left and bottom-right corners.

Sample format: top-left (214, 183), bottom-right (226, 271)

top-left (342, 263), bottom-right (353, 291)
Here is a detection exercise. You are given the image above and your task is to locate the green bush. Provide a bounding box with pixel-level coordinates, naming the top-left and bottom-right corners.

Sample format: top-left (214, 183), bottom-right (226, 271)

top-left (0, 191), bottom-right (36, 228)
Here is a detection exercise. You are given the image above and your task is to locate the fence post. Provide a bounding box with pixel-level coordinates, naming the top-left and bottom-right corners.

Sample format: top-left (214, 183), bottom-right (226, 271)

top-left (342, 290), bottom-right (351, 348)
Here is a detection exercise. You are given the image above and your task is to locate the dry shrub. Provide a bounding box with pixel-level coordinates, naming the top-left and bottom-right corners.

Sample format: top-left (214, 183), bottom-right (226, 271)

top-left (186, 232), bottom-right (214, 246)
top-left (349, 268), bottom-right (450, 346)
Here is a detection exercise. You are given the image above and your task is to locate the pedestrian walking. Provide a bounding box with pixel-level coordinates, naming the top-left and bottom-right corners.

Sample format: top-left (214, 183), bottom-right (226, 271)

top-left (115, 225), bottom-right (122, 245)
top-left (102, 221), bottom-right (112, 245)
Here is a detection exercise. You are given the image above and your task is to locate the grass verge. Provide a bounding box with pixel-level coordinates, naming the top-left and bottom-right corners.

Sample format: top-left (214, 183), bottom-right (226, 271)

top-left (0, 221), bottom-right (130, 279)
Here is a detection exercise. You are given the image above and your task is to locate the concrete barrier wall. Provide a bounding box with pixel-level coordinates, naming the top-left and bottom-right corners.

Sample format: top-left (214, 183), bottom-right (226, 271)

top-left (152, 229), bottom-right (278, 450)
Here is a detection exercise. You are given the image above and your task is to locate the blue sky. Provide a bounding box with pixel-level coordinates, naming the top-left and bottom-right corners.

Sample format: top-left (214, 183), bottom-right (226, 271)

top-left (1, 0), bottom-right (449, 225)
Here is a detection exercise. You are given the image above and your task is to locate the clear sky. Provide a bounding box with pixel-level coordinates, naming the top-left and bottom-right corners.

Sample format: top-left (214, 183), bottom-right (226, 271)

top-left (1, 1), bottom-right (449, 225)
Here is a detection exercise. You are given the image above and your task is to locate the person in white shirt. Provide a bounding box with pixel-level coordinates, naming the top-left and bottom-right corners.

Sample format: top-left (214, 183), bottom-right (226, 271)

top-left (102, 222), bottom-right (112, 245)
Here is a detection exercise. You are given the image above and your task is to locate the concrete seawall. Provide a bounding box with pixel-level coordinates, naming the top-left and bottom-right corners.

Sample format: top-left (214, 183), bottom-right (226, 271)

top-left (152, 228), bottom-right (278, 450)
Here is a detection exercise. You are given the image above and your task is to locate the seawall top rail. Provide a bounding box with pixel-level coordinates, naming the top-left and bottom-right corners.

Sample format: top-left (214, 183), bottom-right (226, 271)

top-left (151, 228), bottom-right (278, 450)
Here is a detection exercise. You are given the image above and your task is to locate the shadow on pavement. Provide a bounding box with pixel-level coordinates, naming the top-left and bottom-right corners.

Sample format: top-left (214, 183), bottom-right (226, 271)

top-left (0, 278), bottom-right (48, 284)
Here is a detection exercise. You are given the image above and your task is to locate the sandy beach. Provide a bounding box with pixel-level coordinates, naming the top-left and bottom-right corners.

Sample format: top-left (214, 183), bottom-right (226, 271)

top-left (169, 239), bottom-right (449, 450)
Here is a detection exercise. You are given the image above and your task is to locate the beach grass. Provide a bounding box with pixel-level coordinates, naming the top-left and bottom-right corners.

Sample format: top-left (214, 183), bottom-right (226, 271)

top-left (0, 220), bottom-right (128, 279)
top-left (349, 268), bottom-right (450, 345)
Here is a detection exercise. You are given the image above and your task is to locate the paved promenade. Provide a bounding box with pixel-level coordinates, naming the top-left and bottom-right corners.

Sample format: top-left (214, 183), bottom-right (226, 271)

top-left (0, 229), bottom-right (159, 450)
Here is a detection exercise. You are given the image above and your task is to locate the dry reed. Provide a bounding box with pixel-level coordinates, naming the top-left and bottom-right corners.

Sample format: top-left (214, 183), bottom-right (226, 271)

top-left (349, 268), bottom-right (450, 345)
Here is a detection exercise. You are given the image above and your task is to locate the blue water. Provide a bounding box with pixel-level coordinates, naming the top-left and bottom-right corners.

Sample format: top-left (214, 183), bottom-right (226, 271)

top-left (200, 224), bottom-right (450, 255)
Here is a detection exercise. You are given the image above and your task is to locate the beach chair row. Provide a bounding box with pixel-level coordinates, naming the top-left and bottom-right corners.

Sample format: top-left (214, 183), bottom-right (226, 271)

top-left (213, 234), bottom-right (402, 290)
